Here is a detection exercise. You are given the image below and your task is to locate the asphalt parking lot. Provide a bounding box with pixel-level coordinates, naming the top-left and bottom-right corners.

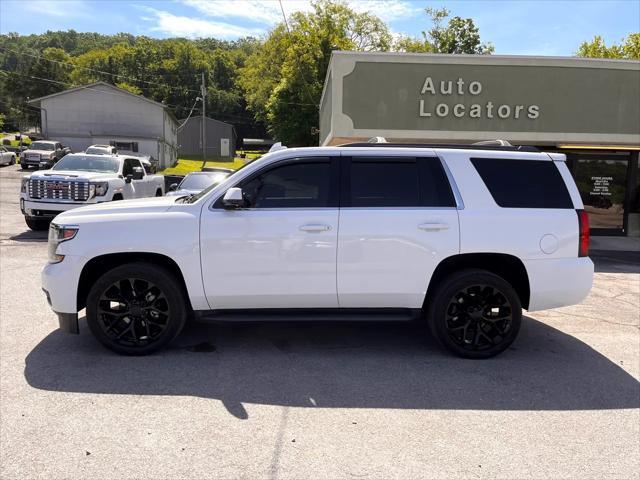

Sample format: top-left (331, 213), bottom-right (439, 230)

top-left (1, 163), bottom-right (638, 479)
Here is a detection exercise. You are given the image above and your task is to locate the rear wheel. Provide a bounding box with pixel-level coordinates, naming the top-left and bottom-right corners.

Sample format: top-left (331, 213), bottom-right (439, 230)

top-left (10, 155), bottom-right (16, 165)
top-left (25, 216), bottom-right (50, 231)
top-left (86, 263), bottom-right (187, 355)
top-left (155, 189), bottom-right (163, 197)
top-left (427, 269), bottom-right (521, 359)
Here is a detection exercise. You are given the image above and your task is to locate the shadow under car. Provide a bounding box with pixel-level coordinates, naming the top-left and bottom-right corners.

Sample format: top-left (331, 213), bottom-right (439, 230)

top-left (24, 316), bottom-right (640, 419)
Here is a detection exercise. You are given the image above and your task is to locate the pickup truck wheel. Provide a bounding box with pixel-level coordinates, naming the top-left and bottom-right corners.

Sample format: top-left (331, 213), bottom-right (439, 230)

top-left (155, 189), bottom-right (162, 197)
top-left (86, 263), bottom-right (187, 355)
top-left (427, 270), bottom-right (521, 359)
top-left (25, 216), bottom-right (50, 231)
top-left (20, 164), bottom-right (29, 170)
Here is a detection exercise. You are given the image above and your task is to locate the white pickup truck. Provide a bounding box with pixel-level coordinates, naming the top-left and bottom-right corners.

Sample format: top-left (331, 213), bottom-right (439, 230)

top-left (20, 152), bottom-right (165, 231)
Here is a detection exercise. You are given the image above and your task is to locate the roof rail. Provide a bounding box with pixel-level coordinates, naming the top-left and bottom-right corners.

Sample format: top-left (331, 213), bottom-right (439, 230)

top-left (471, 139), bottom-right (512, 147)
top-left (339, 142), bottom-right (539, 152)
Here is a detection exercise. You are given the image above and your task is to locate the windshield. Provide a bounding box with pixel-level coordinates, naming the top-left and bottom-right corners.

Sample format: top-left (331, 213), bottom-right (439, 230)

top-left (30, 142), bottom-right (54, 151)
top-left (180, 172), bottom-right (228, 191)
top-left (52, 155), bottom-right (120, 173)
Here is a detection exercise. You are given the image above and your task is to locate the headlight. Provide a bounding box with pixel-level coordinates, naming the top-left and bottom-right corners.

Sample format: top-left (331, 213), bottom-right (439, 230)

top-left (90, 181), bottom-right (109, 197)
top-left (20, 177), bottom-right (29, 193)
top-left (48, 224), bottom-right (79, 263)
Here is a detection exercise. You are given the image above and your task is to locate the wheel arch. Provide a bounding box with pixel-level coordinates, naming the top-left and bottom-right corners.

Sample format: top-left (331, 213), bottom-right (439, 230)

top-left (77, 252), bottom-right (192, 311)
top-left (424, 253), bottom-right (530, 310)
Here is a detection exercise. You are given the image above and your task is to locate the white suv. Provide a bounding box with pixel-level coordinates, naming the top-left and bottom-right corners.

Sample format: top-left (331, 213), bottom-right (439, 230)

top-left (41, 144), bottom-right (594, 358)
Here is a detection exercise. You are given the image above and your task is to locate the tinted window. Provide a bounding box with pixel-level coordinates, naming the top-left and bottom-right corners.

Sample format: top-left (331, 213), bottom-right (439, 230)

top-left (347, 157), bottom-right (455, 207)
top-left (471, 158), bottom-right (573, 209)
top-left (241, 161), bottom-right (332, 208)
top-left (123, 158), bottom-right (142, 176)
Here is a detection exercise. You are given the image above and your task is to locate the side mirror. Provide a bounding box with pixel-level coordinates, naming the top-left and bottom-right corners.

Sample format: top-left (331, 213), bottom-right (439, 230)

top-left (132, 167), bottom-right (144, 180)
top-left (222, 187), bottom-right (245, 209)
top-left (125, 174), bottom-right (133, 184)
top-left (169, 183), bottom-right (178, 191)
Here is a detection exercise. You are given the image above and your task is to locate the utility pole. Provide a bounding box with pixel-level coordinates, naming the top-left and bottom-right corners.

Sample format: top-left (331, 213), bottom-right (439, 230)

top-left (201, 72), bottom-right (207, 168)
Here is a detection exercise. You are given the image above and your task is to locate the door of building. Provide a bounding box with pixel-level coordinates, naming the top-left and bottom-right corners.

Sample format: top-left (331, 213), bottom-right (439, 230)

top-left (567, 152), bottom-right (635, 235)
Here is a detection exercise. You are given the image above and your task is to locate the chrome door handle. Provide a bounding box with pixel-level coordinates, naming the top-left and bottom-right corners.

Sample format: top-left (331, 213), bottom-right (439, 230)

top-left (418, 222), bottom-right (449, 231)
top-left (299, 224), bottom-right (332, 232)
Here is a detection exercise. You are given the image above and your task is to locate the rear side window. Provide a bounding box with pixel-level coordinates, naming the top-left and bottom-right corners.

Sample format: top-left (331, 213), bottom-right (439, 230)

top-left (471, 158), bottom-right (573, 209)
top-left (346, 157), bottom-right (455, 207)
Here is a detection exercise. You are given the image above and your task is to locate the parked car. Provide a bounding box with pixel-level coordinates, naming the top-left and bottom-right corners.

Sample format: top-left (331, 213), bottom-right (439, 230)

top-left (0, 146), bottom-right (17, 166)
top-left (20, 141), bottom-right (68, 170)
top-left (20, 153), bottom-right (165, 231)
top-left (85, 144), bottom-right (117, 155)
top-left (42, 143), bottom-right (593, 358)
top-left (166, 171), bottom-right (231, 197)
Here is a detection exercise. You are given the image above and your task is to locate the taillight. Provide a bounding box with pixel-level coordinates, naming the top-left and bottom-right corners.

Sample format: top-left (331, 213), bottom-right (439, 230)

top-left (577, 209), bottom-right (590, 257)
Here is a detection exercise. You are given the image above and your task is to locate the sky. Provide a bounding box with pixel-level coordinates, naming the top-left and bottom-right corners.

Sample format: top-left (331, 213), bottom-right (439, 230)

top-left (0, 0), bottom-right (638, 56)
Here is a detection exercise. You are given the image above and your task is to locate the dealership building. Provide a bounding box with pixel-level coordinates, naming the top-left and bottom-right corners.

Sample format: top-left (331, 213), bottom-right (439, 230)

top-left (320, 52), bottom-right (640, 237)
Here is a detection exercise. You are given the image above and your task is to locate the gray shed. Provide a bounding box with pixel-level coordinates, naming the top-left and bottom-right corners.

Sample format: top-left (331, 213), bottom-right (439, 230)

top-left (178, 115), bottom-right (236, 160)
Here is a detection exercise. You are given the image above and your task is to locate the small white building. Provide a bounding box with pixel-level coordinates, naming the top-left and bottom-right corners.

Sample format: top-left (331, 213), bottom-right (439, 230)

top-left (28, 81), bottom-right (178, 168)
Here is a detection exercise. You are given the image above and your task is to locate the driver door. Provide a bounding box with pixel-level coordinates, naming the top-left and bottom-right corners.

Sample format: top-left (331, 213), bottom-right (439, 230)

top-left (122, 158), bottom-right (147, 198)
top-left (200, 157), bottom-right (340, 309)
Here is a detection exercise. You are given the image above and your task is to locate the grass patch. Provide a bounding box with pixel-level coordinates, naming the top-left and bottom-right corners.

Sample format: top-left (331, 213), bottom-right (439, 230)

top-left (160, 157), bottom-right (247, 175)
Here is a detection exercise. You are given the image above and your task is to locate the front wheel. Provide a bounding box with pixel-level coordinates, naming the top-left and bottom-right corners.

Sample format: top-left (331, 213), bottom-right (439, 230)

top-left (86, 263), bottom-right (187, 355)
top-left (427, 269), bottom-right (522, 359)
top-left (25, 216), bottom-right (50, 231)
top-left (20, 163), bottom-right (29, 170)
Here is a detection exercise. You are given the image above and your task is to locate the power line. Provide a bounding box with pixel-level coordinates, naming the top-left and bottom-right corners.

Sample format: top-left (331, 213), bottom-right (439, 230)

top-left (0, 46), bottom-right (202, 94)
top-left (177, 97), bottom-right (201, 130)
top-left (0, 69), bottom-right (190, 111)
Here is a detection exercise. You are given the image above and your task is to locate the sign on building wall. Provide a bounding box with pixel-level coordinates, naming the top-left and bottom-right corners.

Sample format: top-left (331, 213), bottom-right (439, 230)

top-left (321, 53), bottom-right (640, 145)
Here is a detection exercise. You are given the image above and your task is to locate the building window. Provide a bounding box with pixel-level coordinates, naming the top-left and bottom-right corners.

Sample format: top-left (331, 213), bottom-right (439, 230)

top-left (110, 141), bottom-right (138, 153)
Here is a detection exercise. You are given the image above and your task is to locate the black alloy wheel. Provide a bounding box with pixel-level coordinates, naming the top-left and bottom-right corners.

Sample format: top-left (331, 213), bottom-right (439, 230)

top-left (97, 278), bottom-right (170, 347)
top-left (428, 270), bottom-right (522, 359)
top-left (445, 284), bottom-right (513, 351)
top-left (86, 263), bottom-right (186, 355)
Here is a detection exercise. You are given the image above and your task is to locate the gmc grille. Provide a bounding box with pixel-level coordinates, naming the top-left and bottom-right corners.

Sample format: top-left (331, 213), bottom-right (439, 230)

top-left (28, 179), bottom-right (90, 201)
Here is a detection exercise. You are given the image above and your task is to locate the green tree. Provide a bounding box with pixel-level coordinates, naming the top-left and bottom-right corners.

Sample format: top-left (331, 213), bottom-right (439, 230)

top-left (577, 34), bottom-right (640, 60)
top-left (394, 7), bottom-right (493, 54)
top-left (238, 0), bottom-right (391, 146)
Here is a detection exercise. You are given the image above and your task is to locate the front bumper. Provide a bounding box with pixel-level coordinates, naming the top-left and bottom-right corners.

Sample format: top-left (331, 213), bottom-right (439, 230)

top-left (42, 255), bottom-right (85, 333)
top-left (21, 198), bottom-right (97, 218)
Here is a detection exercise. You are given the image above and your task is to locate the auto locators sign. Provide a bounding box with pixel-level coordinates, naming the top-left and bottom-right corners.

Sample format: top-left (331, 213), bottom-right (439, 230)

top-left (418, 76), bottom-right (540, 120)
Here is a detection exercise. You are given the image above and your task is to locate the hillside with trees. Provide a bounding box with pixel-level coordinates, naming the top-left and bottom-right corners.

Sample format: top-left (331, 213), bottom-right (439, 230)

top-left (4, 1), bottom-right (632, 147)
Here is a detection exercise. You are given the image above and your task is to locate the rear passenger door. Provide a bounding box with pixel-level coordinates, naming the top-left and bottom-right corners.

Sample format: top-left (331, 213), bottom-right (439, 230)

top-left (337, 155), bottom-right (460, 308)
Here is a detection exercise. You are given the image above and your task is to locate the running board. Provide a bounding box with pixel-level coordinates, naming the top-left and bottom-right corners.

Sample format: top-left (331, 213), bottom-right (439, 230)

top-left (194, 308), bottom-right (423, 323)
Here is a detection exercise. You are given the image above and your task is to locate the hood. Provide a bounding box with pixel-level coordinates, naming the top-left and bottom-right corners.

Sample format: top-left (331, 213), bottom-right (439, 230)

top-left (24, 149), bottom-right (55, 156)
top-left (54, 196), bottom-right (179, 223)
top-left (28, 170), bottom-right (116, 181)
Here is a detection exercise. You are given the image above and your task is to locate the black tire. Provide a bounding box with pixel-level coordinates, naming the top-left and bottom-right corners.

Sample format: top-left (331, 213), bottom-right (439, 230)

top-left (24, 216), bottom-right (50, 231)
top-left (155, 189), bottom-right (163, 197)
top-left (86, 263), bottom-right (187, 355)
top-left (427, 269), bottom-right (522, 359)
top-left (112, 194), bottom-right (123, 201)
top-left (20, 163), bottom-right (29, 170)
top-left (10, 155), bottom-right (16, 165)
